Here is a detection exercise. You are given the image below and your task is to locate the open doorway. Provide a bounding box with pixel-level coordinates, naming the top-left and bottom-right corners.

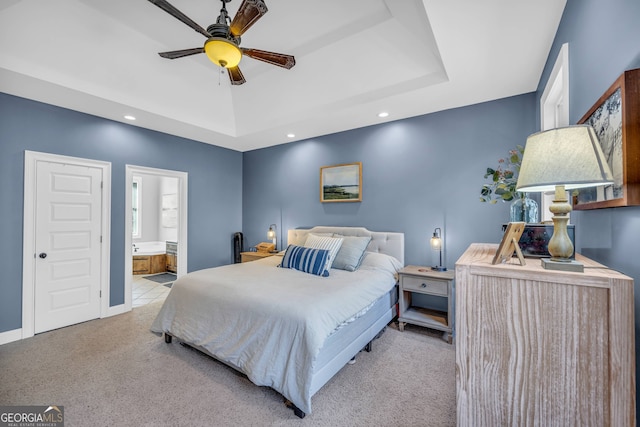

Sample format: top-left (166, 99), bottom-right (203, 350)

top-left (125, 165), bottom-right (188, 311)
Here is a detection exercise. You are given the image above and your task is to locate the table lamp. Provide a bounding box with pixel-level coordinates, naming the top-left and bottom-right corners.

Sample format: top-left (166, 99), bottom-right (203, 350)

top-left (267, 224), bottom-right (277, 250)
top-left (430, 228), bottom-right (447, 271)
top-left (516, 125), bottom-right (613, 272)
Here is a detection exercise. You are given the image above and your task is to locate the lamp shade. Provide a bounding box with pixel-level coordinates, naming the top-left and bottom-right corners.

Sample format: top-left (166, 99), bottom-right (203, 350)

top-left (430, 234), bottom-right (442, 251)
top-left (204, 37), bottom-right (242, 68)
top-left (516, 125), bottom-right (613, 192)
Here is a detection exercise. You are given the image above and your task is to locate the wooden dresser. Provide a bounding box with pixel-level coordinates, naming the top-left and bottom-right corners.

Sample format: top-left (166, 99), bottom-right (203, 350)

top-left (455, 243), bottom-right (635, 426)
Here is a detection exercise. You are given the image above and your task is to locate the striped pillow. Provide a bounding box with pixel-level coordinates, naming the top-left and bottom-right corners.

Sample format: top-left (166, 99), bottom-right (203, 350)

top-left (303, 234), bottom-right (344, 271)
top-left (279, 245), bottom-right (331, 277)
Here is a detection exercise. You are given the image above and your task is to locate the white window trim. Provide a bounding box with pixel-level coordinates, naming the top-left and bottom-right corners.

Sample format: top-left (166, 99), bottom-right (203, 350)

top-left (132, 176), bottom-right (142, 239)
top-left (539, 43), bottom-right (570, 222)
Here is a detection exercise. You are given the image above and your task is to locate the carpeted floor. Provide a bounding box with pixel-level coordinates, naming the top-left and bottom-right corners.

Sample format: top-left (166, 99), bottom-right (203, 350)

top-left (0, 302), bottom-right (455, 427)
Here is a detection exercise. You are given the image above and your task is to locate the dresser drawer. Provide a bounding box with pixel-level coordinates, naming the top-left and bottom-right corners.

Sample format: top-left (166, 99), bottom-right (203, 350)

top-left (402, 275), bottom-right (448, 296)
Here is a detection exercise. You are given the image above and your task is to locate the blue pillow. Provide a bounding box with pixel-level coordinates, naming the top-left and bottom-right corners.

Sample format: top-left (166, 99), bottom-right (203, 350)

top-left (332, 235), bottom-right (372, 271)
top-left (279, 245), bottom-right (330, 277)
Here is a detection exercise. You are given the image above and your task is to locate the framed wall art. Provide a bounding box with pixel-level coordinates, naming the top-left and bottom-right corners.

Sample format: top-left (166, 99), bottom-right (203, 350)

top-left (573, 68), bottom-right (640, 210)
top-left (320, 162), bottom-right (362, 202)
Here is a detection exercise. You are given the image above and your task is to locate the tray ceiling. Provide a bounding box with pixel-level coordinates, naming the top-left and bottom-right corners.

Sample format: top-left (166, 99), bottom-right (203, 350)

top-left (0, 0), bottom-right (566, 151)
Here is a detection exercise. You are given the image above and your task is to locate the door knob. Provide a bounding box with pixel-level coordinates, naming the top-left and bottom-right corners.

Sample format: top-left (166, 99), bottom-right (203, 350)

top-left (39, 252), bottom-right (47, 259)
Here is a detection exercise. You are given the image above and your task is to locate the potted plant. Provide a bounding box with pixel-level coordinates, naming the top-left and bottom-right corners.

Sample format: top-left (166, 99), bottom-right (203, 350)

top-left (480, 145), bottom-right (538, 222)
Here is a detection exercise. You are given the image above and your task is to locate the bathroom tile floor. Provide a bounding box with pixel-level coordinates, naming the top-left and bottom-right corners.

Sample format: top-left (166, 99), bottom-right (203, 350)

top-left (132, 273), bottom-right (173, 308)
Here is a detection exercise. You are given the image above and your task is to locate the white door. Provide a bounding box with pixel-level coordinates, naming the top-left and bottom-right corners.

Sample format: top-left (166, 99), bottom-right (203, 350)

top-left (34, 160), bottom-right (103, 333)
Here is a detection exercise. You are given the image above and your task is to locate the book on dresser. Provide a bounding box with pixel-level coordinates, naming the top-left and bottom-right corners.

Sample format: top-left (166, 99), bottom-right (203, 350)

top-left (455, 243), bottom-right (635, 427)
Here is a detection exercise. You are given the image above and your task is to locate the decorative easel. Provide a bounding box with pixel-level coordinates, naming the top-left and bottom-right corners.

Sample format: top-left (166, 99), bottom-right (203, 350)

top-left (491, 222), bottom-right (526, 266)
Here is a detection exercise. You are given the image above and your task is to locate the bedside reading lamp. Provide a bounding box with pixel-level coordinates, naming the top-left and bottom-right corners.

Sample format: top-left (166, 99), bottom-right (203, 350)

top-left (430, 228), bottom-right (447, 271)
top-left (267, 224), bottom-right (277, 251)
top-left (516, 125), bottom-right (613, 272)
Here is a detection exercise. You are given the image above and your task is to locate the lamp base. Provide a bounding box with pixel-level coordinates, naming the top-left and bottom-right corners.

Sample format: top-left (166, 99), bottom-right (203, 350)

top-left (541, 258), bottom-right (584, 273)
top-left (431, 266), bottom-right (448, 272)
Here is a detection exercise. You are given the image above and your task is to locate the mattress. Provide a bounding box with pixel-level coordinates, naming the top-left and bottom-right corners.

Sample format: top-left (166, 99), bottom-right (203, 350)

top-left (310, 285), bottom-right (398, 395)
top-left (150, 252), bottom-right (401, 414)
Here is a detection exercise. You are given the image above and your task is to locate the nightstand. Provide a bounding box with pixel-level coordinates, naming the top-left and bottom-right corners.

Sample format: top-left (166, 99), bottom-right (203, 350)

top-left (397, 265), bottom-right (454, 344)
top-left (240, 251), bottom-right (276, 263)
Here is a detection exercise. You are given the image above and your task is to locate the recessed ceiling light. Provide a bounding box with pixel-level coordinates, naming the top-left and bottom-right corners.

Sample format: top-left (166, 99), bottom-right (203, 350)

top-left (124, 115), bottom-right (136, 121)
top-left (377, 112), bottom-right (389, 118)
top-left (287, 133), bottom-right (295, 138)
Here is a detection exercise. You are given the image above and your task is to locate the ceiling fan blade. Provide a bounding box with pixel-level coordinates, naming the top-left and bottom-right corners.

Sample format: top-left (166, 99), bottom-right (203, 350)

top-left (158, 47), bottom-right (205, 59)
top-left (148, 0), bottom-right (211, 38)
top-left (227, 66), bottom-right (246, 85)
top-left (242, 48), bottom-right (296, 69)
top-left (230, 0), bottom-right (268, 36)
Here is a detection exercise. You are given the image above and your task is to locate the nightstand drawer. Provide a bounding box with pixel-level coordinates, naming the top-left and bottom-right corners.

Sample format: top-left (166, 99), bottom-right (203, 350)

top-left (402, 276), bottom-right (448, 296)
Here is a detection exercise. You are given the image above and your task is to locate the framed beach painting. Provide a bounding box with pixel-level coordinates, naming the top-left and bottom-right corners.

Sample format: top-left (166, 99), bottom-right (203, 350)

top-left (320, 162), bottom-right (362, 202)
top-left (573, 68), bottom-right (640, 210)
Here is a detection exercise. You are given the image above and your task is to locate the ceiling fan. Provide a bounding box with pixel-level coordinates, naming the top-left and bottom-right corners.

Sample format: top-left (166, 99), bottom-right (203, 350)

top-left (148, 0), bottom-right (296, 85)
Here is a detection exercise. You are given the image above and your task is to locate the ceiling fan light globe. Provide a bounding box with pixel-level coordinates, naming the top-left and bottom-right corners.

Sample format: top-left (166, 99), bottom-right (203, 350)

top-left (204, 37), bottom-right (242, 68)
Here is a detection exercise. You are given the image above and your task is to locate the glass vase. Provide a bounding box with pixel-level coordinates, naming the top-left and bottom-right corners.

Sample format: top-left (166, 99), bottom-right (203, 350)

top-left (510, 195), bottom-right (538, 223)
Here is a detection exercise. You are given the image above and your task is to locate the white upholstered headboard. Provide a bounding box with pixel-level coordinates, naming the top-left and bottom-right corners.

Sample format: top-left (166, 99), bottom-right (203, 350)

top-left (287, 226), bottom-right (404, 265)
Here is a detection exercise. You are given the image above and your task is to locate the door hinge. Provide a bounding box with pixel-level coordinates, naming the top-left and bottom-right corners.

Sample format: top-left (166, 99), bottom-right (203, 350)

top-left (101, 181), bottom-right (103, 189)
top-left (100, 236), bottom-right (102, 243)
top-left (100, 290), bottom-right (102, 298)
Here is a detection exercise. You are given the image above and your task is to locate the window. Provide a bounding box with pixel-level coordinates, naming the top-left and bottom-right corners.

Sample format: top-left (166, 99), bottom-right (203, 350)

top-left (540, 43), bottom-right (570, 222)
top-left (132, 176), bottom-right (141, 238)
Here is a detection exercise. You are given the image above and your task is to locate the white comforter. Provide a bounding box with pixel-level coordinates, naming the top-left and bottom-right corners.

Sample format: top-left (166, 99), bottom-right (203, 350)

top-left (150, 254), bottom-right (398, 414)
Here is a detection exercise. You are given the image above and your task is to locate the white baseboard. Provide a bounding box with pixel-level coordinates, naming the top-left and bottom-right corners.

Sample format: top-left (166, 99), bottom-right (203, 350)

top-left (0, 328), bottom-right (23, 345)
top-left (1, 305), bottom-right (129, 346)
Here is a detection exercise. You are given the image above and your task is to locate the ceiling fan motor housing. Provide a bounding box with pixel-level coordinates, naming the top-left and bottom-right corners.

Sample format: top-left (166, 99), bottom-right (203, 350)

top-left (207, 23), bottom-right (240, 45)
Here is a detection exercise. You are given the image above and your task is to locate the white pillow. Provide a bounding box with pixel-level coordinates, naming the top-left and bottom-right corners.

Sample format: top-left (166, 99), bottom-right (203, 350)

top-left (359, 252), bottom-right (403, 276)
top-left (304, 234), bottom-right (344, 271)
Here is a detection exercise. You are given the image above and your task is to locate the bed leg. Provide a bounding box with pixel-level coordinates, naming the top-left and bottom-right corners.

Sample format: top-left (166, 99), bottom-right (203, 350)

top-left (365, 326), bottom-right (388, 352)
top-left (164, 333), bottom-right (172, 344)
top-left (284, 400), bottom-right (306, 419)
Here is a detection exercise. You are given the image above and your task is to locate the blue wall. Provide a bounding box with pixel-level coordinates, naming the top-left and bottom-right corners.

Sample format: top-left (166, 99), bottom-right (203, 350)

top-left (243, 0), bottom-right (640, 417)
top-left (0, 93), bottom-right (243, 333)
top-left (3, 1), bottom-right (638, 414)
top-left (537, 0), bottom-right (640, 418)
top-left (243, 93), bottom-right (537, 268)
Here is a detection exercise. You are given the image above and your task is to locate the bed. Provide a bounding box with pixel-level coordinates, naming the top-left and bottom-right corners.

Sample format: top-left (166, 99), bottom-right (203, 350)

top-left (150, 226), bottom-right (404, 418)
